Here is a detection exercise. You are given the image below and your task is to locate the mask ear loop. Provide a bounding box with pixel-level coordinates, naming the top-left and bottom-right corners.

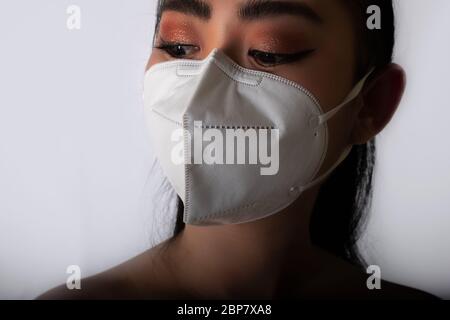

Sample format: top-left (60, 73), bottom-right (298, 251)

top-left (318, 68), bottom-right (375, 126)
top-left (297, 145), bottom-right (353, 193)
top-left (296, 68), bottom-right (375, 194)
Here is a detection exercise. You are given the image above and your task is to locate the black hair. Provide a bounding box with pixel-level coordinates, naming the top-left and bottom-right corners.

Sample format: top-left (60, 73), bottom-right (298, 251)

top-left (309, 0), bottom-right (394, 264)
top-left (154, 0), bottom-right (395, 265)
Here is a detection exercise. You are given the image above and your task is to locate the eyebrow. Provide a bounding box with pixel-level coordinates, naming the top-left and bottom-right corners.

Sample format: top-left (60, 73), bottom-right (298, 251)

top-left (160, 0), bottom-right (211, 20)
top-left (239, 0), bottom-right (323, 24)
top-left (159, 0), bottom-right (323, 24)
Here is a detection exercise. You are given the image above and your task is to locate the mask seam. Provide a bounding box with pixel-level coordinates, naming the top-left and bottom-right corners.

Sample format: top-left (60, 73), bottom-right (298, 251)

top-left (198, 201), bottom-right (260, 219)
top-left (188, 200), bottom-right (263, 223)
top-left (183, 113), bottom-right (192, 223)
top-left (187, 198), bottom-right (280, 224)
top-left (189, 190), bottom-right (299, 225)
top-left (151, 108), bottom-right (183, 127)
top-left (199, 124), bottom-right (275, 130)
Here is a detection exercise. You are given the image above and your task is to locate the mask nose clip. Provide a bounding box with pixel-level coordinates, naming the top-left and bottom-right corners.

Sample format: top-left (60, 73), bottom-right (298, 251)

top-left (177, 48), bottom-right (264, 86)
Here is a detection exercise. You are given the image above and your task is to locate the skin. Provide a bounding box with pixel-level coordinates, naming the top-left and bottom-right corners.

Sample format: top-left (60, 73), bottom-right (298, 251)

top-left (38, 0), bottom-right (435, 299)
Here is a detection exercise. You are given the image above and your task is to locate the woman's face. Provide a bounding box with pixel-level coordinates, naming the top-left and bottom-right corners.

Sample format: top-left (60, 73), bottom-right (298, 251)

top-left (147, 0), bottom-right (365, 172)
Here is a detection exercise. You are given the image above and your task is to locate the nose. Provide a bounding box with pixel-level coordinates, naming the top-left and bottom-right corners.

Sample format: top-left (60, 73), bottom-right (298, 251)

top-left (201, 29), bottom-right (248, 68)
top-left (202, 47), bottom-right (246, 68)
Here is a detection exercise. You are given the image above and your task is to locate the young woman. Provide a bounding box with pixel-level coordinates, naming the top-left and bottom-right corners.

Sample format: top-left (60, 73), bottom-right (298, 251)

top-left (38, 0), bottom-right (437, 299)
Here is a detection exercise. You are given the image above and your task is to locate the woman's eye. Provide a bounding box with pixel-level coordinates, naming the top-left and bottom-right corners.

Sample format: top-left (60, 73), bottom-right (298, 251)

top-left (248, 49), bottom-right (315, 67)
top-left (155, 43), bottom-right (199, 59)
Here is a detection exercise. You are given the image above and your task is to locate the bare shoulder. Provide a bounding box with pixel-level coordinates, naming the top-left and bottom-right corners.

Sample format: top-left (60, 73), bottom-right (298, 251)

top-left (297, 256), bottom-right (440, 300)
top-left (36, 240), bottom-right (183, 300)
top-left (35, 272), bottom-right (132, 300)
top-left (375, 279), bottom-right (439, 300)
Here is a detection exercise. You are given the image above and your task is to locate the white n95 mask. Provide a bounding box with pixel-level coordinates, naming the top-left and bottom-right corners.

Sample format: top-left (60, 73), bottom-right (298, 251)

top-left (143, 49), bottom-right (372, 226)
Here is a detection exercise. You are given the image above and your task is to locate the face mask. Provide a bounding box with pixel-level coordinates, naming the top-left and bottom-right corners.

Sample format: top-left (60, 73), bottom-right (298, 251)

top-left (143, 49), bottom-right (372, 226)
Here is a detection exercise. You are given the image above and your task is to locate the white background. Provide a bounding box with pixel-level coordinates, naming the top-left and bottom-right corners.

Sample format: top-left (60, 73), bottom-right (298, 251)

top-left (0, 0), bottom-right (449, 299)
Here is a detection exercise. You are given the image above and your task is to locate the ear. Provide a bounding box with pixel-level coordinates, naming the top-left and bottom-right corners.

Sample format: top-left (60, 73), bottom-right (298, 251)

top-left (350, 63), bottom-right (406, 145)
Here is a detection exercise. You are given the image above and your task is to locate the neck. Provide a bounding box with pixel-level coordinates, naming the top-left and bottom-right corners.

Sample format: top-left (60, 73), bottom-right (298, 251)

top-left (165, 185), bottom-right (328, 299)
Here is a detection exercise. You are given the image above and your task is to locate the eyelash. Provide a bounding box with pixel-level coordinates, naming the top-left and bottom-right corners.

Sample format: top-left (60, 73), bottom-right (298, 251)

top-left (154, 40), bottom-right (314, 67)
top-left (155, 42), bottom-right (200, 59)
top-left (248, 49), bottom-right (315, 67)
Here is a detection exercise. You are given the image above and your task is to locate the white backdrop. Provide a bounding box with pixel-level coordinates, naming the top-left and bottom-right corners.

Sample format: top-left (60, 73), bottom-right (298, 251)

top-left (0, 0), bottom-right (449, 299)
top-left (360, 0), bottom-right (450, 299)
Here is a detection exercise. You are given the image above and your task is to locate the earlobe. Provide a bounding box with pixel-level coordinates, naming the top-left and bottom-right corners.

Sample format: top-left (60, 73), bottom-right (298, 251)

top-left (350, 63), bottom-right (406, 145)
